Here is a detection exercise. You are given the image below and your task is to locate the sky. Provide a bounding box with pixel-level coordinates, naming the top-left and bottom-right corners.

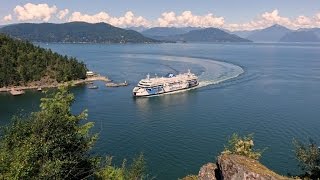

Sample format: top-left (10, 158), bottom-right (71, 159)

top-left (0, 0), bottom-right (320, 31)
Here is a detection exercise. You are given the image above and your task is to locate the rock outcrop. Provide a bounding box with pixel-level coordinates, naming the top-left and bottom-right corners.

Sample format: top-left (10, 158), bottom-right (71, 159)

top-left (198, 154), bottom-right (294, 180)
top-left (198, 163), bottom-right (218, 180)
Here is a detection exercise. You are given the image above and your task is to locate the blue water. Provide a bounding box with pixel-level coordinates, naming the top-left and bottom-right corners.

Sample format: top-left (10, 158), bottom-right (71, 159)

top-left (1, 42), bottom-right (320, 179)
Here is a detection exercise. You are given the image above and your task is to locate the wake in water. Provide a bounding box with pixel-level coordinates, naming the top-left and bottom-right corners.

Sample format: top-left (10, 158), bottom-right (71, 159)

top-left (121, 54), bottom-right (244, 95)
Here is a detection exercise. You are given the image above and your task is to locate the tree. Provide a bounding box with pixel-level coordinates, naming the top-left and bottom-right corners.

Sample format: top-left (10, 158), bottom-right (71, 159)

top-left (293, 139), bottom-right (320, 179)
top-left (222, 133), bottom-right (263, 160)
top-left (0, 86), bottom-right (98, 179)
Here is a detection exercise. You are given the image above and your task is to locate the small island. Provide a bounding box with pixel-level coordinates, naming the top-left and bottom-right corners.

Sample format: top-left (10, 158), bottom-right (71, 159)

top-left (0, 34), bottom-right (109, 94)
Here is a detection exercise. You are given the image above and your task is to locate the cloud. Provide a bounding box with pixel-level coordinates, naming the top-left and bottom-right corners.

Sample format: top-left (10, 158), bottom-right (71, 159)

top-left (68, 11), bottom-right (151, 27)
top-left (157, 11), bottom-right (224, 27)
top-left (13, 3), bottom-right (57, 22)
top-left (225, 10), bottom-right (290, 31)
top-left (225, 9), bottom-right (320, 31)
top-left (3, 14), bottom-right (12, 22)
top-left (57, 9), bottom-right (69, 20)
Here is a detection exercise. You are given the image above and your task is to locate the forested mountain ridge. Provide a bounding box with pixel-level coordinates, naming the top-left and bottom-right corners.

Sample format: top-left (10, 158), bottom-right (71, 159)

top-left (165, 28), bottom-right (251, 42)
top-left (0, 22), bottom-right (158, 43)
top-left (0, 34), bottom-right (87, 87)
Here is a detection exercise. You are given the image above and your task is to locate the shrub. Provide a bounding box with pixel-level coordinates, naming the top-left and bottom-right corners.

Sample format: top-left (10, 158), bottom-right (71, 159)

top-left (293, 138), bottom-right (320, 179)
top-left (222, 133), bottom-right (263, 160)
top-left (95, 153), bottom-right (148, 180)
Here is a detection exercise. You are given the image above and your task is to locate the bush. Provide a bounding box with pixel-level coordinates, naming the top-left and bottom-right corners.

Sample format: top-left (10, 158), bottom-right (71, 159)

top-left (95, 153), bottom-right (148, 180)
top-left (222, 133), bottom-right (263, 160)
top-left (293, 138), bottom-right (320, 179)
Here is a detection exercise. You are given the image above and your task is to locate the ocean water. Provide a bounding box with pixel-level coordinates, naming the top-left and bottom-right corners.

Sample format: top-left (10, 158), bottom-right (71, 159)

top-left (1, 42), bottom-right (320, 179)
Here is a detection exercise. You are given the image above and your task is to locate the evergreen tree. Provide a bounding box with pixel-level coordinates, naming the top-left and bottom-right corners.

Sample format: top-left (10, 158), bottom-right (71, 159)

top-left (0, 86), bottom-right (98, 179)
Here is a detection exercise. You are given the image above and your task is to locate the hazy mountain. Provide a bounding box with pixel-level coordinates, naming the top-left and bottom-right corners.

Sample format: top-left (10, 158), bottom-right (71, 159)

top-left (126, 26), bottom-right (148, 32)
top-left (298, 28), bottom-right (320, 38)
top-left (0, 22), bottom-right (158, 43)
top-left (310, 28), bottom-right (320, 37)
top-left (246, 24), bottom-right (292, 42)
top-left (142, 27), bottom-right (189, 37)
top-left (141, 27), bottom-right (203, 40)
top-left (164, 28), bottom-right (251, 42)
top-left (231, 30), bottom-right (258, 38)
top-left (279, 31), bottom-right (320, 42)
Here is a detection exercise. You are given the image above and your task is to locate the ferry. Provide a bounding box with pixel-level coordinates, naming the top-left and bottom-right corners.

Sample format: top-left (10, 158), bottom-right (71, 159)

top-left (133, 70), bottom-right (199, 97)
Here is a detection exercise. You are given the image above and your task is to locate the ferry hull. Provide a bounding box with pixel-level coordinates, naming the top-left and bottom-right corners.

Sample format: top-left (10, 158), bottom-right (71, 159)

top-left (132, 82), bottom-right (199, 97)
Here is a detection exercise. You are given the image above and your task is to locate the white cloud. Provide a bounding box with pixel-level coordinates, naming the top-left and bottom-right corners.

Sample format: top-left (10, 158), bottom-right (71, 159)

top-left (68, 11), bottom-right (151, 27)
top-left (157, 11), bottom-right (224, 27)
top-left (226, 9), bottom-right (320, 31)
top-left (14, 3), bottom-right (57, 22)
top-left (57, 9), bottom-right (69, 20)
top-left (3, 14), bottom-right (12, 22)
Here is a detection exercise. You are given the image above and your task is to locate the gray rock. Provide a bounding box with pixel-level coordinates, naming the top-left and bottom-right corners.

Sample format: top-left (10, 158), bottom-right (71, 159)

top-left (218, 154), bottom-right (292, 180)
top-left (198, 163), bottom-right (218, 180)
top-left (195, 154), bottom-right (296, 180)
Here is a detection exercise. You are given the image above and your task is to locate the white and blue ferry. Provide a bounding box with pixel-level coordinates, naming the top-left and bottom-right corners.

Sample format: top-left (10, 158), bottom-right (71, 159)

top-left (132, 70), bottom-right (199, 97)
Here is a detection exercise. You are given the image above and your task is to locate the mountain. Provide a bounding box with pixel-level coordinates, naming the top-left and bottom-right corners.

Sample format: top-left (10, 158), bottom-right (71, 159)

top-left (142, 27), bottom-right (189, 37)
top-left (167, 28), bottom-right (251, 42)
top-left (298, 28), bottom-right (320, 37)
top-left (279, 31), bottom-right (320, 42)
top-left (0, 22), bottom-right (158, 43)
top-left (310, 28), bottom-right (320, 37)
top-left (126, 26), bottom-right (148, 32)
top-left (246, 24), bottom-right (292, 42)
top-left (231, 30), bottom-right (258, 39)
top-left (141, 27), bottom-right (202, 40)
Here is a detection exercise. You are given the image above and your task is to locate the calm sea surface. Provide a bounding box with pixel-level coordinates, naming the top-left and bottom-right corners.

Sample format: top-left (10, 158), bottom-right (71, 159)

top-left (1, 43), bottom-right (320, 179)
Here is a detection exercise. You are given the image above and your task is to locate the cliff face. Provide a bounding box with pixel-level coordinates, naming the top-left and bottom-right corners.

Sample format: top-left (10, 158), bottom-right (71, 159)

top-left (197, 154), bottom-right (294, 180)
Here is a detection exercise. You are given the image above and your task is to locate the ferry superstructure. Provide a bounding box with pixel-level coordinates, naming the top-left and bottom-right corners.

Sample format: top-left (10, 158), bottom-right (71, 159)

top-left (132, 70), bottom-right (199, 97)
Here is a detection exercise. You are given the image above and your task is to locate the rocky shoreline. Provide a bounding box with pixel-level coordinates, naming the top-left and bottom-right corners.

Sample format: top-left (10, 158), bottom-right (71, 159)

top-left (184, 154), bottom-right (294, 180)
top-left (0, 75), bottom-right (110, 93)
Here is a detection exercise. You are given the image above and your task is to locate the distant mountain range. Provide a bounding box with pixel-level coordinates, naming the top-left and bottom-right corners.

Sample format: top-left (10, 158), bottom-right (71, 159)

top-left (231, 24), bottom-right (320, 42)
top-left (246, 24), bottom-right (292, 42)
top-left (141, 27), bottom-right (202, 38)
top-left (0, 22), bottom-right (158, 43)
top-left (169, 28), bottom-right (251, 42)
top-left (297, 28), bottom-right (320, 38)
top-left (279, 31), bottom-right (320, 42)
top-left (1, 22), bottom-right (319, 43)
top-left (126, 26), bottom-right (148, 32)
top-left (141, 27), bottom-right (250, 42)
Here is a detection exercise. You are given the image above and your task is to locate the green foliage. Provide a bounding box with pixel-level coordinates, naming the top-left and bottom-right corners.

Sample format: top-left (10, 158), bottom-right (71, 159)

top-left (95, 153), bottom-right (147, 180)
top-left (293, 138), bottom-right (320, 179)
top-left (0, 86), bottom-right (98, 179)
top-left (95, 156), bottom-right (126, 180)
top-left (222, 133), bottom-right (263, 160)
top-left (0, 34), bottom-right (87, 87)
top-left (126, 153), bottom-right (147, 180)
